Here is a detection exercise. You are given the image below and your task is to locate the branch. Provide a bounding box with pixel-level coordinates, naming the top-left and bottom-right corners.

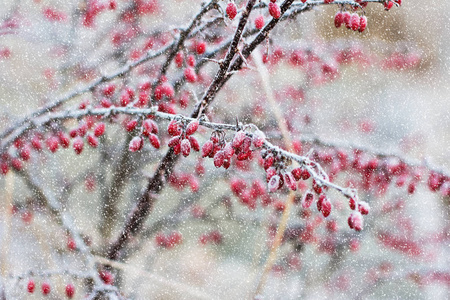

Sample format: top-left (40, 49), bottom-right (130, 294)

top-left (194, 0), bottom-right (258, 116)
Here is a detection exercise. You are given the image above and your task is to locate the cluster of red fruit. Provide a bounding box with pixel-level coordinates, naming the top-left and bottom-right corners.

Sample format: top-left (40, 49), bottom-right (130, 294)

top-left (155, 231), bottom-right (183, 249)
top-left (201, 129), bottom-right (264, 170)
top-left (199, 230), bottom-right (223, 245)
top-left (27, 280), bottom-right (75, 298)
top-left (167, 119), bottom-right (200, 157)
top-left (128, 118), bottom-right (161, 152)
top-left (334, 11), bottom-right (367, 32)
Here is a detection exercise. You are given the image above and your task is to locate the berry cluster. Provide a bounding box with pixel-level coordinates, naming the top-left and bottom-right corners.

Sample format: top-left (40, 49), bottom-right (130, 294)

top-left (334, 11), bottom-right (367, 32)
top-left (27, 280), bottom-right (75, 298)
top-left (167, 119), bottom-right (200, 157)
top-left (128, 118), bottom-right (161, 152)
top-left (155, 231), bottom-right (183, 249)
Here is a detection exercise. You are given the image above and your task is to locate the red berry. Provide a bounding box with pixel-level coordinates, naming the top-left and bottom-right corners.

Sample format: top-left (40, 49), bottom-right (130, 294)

top-left (343, 11), bottom-right (351, 29)
top-left (348, 212), bottom-right (363, 231)
top-left (358, 201), bottom-right (370, 215)
top-left (187, 55), bottom-right (196, 67)
top-left (181, 139), bottom-right (191, 157)
top-left (350, 13), bottom-right (360, 31)
top-left (175, 52), bottom-right (184, 68)
top-left (137, 91), bottom-right (149, 106)
top-left (126, 119), bottom-right (138, 132)
top-left (321, 197), bottom-right (332, 218)
top-left (189, 136), bottom-right (200, 152)
top-left (284, 172), bottom-right (297, 191)
top-left (129, 136), bottom-right (143, 152)
top-left (87, 134), bottom-right (98, 148)
top-left (291, 168), bottom-right (302, 181)
top-left (185, 120), bottom-right (199, 135)
top-left (359, 16), bottom-right (367, 32)
top-left (232, 131), bottom-right (246, 149)
top-left (27, 280), bottom-right (35, 293)
top-left (214, 151), bottom-right (225, 168)
top-left (168, 136), bottom-right (181, 148)
top-left (167, 120), bottom-right (181, 136)
top-left (31, 135), bottom-right (43, 151)
top-left (334, 11), bottom-right (344, 28)
top-left (41, 282), bottom-right (51, 295)
top-left (109, 0), bottom-right (117, 10)
top-left (143, 119), bottom-right (158, 134)
top-left (73, 137), bottom-right (84, 155)
top-left (102, 84), bottom-right (116, 97)
top-left (99, 270), bottom-right (114, 285)
top-left (226, 2), bottom-right (237, 20)
top-left (149, 134), bottom-right (160, 149)
top-left (184, 67), bottom-right (197, 83)
top-left (254, 15), bottom-right (265, 29)
top-left (349, 197), bottom-right (356, 210)
top-left (201, 140), bottom-right (214, 157)
top-left (252, 132), bottom-right (265, 148)
top-left (268, 3), bottom-right (281, 19)
top-left (65, 284), bottom-right (75, 298)
top-left (301, 169), bottom-right (310, 180)
top-left (58, 131), bottom-right (70, 148)
top-left (94, 122), bottom-right (106, 137)
top-left (384, 1), bottom-right (394, 10)
top-left (196, 42), bottom-right (206, 55)
top-left (268, 174), bottom-right (280, 192)
top-left (19, 145), bottom-right (31, 161)
top-left (100, 98), bottom-right (112, 108)
top-left (67, 237), bottom-right (76, 250)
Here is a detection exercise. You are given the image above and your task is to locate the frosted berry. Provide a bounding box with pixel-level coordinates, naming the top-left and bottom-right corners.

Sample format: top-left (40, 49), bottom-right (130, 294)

top-left (189, 136), bottom-right (200, 151)
top-left (348, 212), bottom-right (363, 231)
top-left (321, 197), bottom-right (332, 218)
top-left (99, 270), bottom-right (114, 285)
top-left (168, 136), bottom-right (181, 148)
top-left (201, 140), bottom-right (214, 157)
top-left (65, 283), bottom-right (75, 298)
top-left (87, 134), bottom-right (98, 148)
top-left (358, 201), bottom-right (370, 215)
top-left (58, 132), bottom-right (70, 148)
top-left (343, 11), bottom-right (351, 29)
top-left (359, 16), bottom-right (367, 32)
top-left (232, 131), bottom-right (246, 149)
top-left (94, 122), bottom-right (106, 137)
top-left (334, 11), bottom-right (344, 28)
top-left (185, 120), bottom-right (199, 135)
top-left (196, 42), bottom-right (206, 55)
top-left (226, 2), bottom-right (237, 20)
top-left (27, 280), bottom-right (35, 293)
top-left (175, 52), bottom-right (184, 68)
top-left (167, 120), bottom-right (181, 136)
top-left (129, 136), bottom-right (143, 152)
top-left (384, 1), bottom-right (394, 10)
top-left (41, 282), bottom-right (51, 295)
top-left (268, 3), bottom-right (281, 19)
top-left (67, 237), bottom-right (76, 250)
top-left (73, 137), bottom-right (84, 155)
top-left (268, 174), bottom-right (281, 193)
top-left (126, 119), bottom-right (138, 132)
top-left (181, 139), bottom-right (191, 157)
top-left (149, 134), bottom-right (160, 149)
top-left (184, 67), bottom-right (197, 83)
top-left (255, 15), bottom-right (264, 29)
top-left (213, 151), bottom-right (225, 168)
top-left (46, 136), bottom-right (60, 153)
top-left (143, 119), bottom-right (158, 135)
top-left (350, 13), bottom-right (360, 31)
